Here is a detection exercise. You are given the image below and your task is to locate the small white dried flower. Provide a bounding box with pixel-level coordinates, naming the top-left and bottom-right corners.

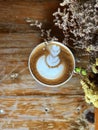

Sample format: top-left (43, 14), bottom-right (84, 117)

top-left (60, 0), bottom-right (72, 6)
top-left (30, 23), bottom-right (34, 26)
top-left (10, 73), bottom-right (19, 79)
top-left (37, 23), bottom-right (42, 28)
top-left (25, 18), bottom-right (33, 23)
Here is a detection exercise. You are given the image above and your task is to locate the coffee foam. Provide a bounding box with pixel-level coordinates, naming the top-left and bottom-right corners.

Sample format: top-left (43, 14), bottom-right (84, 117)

top-left (46, 44), bottom-right (60, 67)
top-left (36, 55), bottom-right (64, 79)
top-left (29, 42), bottom-right (75, 86)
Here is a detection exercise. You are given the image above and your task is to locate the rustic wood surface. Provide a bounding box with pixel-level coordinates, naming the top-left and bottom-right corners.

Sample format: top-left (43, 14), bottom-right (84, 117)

top-left (0, 0), bottom-right (96, 130)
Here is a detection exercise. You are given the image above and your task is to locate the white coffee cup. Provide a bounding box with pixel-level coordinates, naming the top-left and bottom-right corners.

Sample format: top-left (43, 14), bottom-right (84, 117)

top-left (28, 41), bottom-right (75, 87)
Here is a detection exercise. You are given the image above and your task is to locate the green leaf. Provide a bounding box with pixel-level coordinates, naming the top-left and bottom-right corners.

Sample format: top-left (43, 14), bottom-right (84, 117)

top-left (75, 67), bottom-right (81, 73)
top-left (81, 69), bottom-right (87, 76)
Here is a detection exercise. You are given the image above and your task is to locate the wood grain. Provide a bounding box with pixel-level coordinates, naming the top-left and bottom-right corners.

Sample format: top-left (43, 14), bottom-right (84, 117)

top-left (0, 0), bottom-right (60, 33)
top-left (0, 96), bottom-right (90, 130)
top-left (0, 0), bottom-right (95, 129)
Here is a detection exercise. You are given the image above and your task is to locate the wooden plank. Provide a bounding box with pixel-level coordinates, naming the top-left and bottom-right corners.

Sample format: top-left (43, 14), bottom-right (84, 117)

top-left (0, 96), bottom-right (85, 119)
top-left (0, 96), bottom-right (94, 130)
top-left (0, 96), bottom-right (91, 130)
top-left (0, 119), bottom-right (71, 130)
top-left (0, 0), bottom-right (60, 33)
top-left (0, 33), bottom-right (41, 48)
top-left (0, 74), bottom-right (84, 96)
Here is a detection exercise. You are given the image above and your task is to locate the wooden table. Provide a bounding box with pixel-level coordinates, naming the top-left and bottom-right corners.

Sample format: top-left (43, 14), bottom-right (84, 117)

top-left (0, 0), bottom-right (96, 130)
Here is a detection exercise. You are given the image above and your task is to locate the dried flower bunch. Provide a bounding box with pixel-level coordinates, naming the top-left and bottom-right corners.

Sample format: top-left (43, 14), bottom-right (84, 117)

top-left (26, 18), bottom-right (58, 42)
top-left (53, 0), bottom-right (98, 50)
top-left (26, 0), bottom-right (98, 52)
top-left (53, 0), bottom-right (98, 108)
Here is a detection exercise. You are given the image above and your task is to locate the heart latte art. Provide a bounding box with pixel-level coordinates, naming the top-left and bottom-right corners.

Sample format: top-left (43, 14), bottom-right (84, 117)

top-left (29, 41), bottom-right (75, 87)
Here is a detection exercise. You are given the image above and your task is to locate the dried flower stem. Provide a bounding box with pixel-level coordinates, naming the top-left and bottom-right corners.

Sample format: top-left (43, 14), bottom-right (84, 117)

top-left (25, 18), bottom-right (58, 42)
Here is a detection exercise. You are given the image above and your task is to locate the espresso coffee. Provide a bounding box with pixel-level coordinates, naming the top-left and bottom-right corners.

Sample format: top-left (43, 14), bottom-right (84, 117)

top-left (29, 42), bottom-right (75, 86)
